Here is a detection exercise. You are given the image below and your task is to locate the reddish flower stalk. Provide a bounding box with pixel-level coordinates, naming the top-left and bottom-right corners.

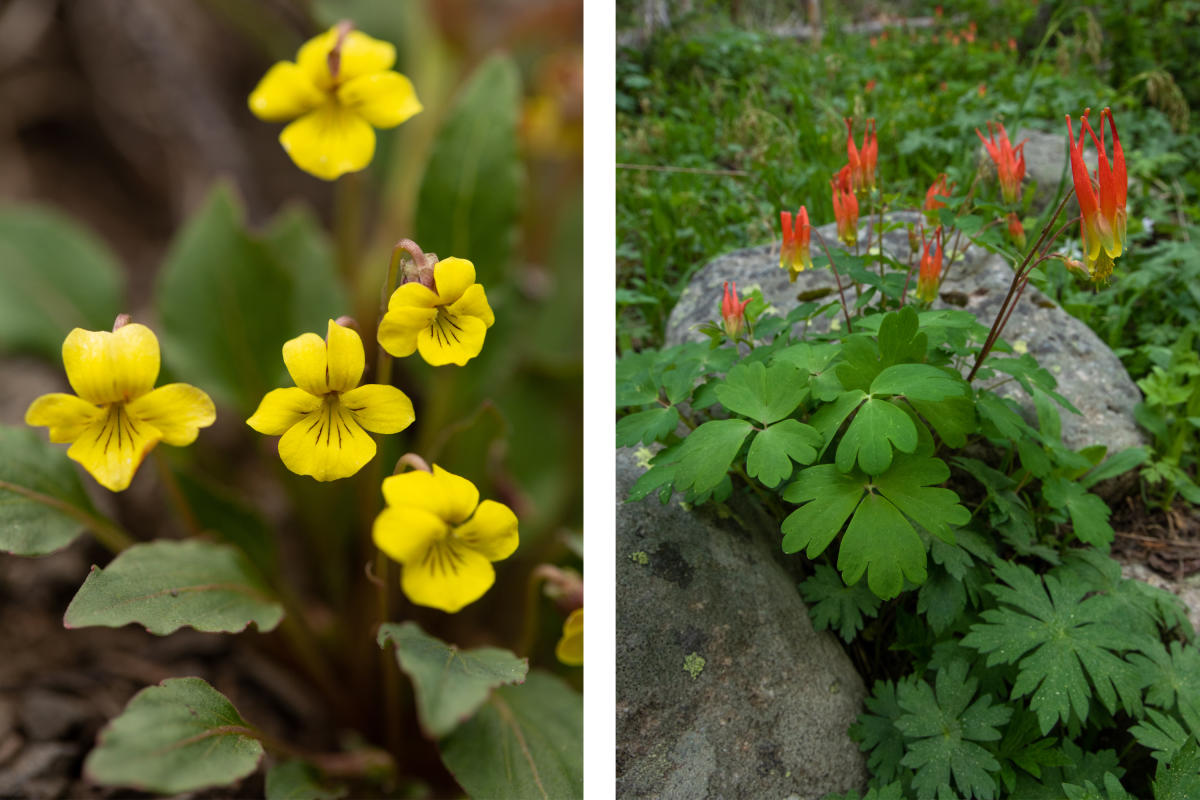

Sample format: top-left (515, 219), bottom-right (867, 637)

top-left (779, 207), bottom-right (813, 283)
top-left (976, 121), bottom-right (1027, 205)
top-left (1066, 107), bottom-right (1127, 283)
top-left (831, 166), bottom-right (859, 247)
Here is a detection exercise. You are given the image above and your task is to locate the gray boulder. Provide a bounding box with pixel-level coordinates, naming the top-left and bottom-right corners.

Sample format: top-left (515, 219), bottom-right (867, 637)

top-left (616, 448), bottom-right (868, 799)
top-left (665, 212), bottom-right (1146, 459)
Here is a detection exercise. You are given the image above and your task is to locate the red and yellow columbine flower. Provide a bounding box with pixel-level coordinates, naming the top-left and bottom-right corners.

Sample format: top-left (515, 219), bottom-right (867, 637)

top-left (25, 322), bottom-right (215, 492)
top-left (248, 23), bottom-right (422, 180)
top-left (831, 165), bottom-right (859, 247)
top-left (378, 257), bottom-right (495, 367)
top-left (976, 121), bottom-right (1026, 205)
top-left (720, 281), bottom-right (751, 340)
top-left (373, 465), bottom-right (519, 613)
top-left (915, 226), bottom-right (944, 304)
top-left (247, 320), bottom-right (414, 481)
top-left (1066, 107), bottom-right (1127, 283)
top-left (845, 118), bottom-right (878, 193)
top-left (556, 608), bottom-right (583, 666)
top-left (779, 206), bottom-right (812, 282)
top-left (923, 173), bottom-right (954, 224)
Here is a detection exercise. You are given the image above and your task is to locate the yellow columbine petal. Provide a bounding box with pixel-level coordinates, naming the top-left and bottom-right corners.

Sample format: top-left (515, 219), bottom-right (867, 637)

top-left (340, 384), bottom-right (415, 434)
top-left (401, 539), bottom-right (495, 613)
top-left (63, 324), bottom-right (160, 405)
top-left (247, 387), bottom-right (324, 436)
top-left (449, 284), bottom-right (495, 329)
top-left (380, 465), bottom-right (480, 524)
top-left (416, 312), bottom-right (488, 367)
top-left (432, 258), bottom-right (476, 305)
top-left (67, 406), bottom-right (162, 492)
top-left (337, 72), bottom-right (423, 129)
top-left (453, 500), bottom-right (519, 561)
top-left (280, 105), bottom-right (375, 181)
top-left (248, 62), bottom-right (323, 122)
top-left (296, 28), bottom-right (396, 91)
top-left (372, 506), bottom-right (447, 565)
top-left (282, 332), bottom-right (329, 395)
top-left (324, 320), bottom-right (365, 393)
top-left (278, 400), bottom-right (375, 481)
top-left (125, 384), bottom-right (217, 447)
top-left (25, 393), bottom-right (102, 443)
top-left (556, 609), bottom-right (583, 666)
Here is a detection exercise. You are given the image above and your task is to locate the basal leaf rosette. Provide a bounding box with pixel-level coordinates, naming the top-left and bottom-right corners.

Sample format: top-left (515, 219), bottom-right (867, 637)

top-left (373, 465), bottom-right (518, 613)
top-left (781, 453), bottom-right (969, 600)
top-left (247, 319), bottom-right (414, 481)
top-left (378, 257), bottom-right (495, 367)
top-left (25, 323), bottom-right (215, 492)
top-left (248, 23), bottom-right (422, 180)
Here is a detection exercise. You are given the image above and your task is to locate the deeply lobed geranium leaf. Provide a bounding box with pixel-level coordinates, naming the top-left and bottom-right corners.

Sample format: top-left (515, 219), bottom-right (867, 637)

top-left (714, 360), bottom-right (809, 424)
top-left (1042, 476), bottom-right (1114, 549)
top-left (798, 564), bottom-right (882, 642)
top-left (745, 419), bottom-right (822, 488)
top-left (1126, 640), bottom-right (1200, 736)
top-left (1154, 738), bottom-right (1200, 800)
top-left (961, 561), bottom-right (1149, 734)
top-left (895, 660), bottom-right (1012, 800)
top-left (835, 397), bottom-right (918, 475)
top-left (1130, 708), bottom-right (1192, 763)
top-left (849, 679), bottom-right (910, 785)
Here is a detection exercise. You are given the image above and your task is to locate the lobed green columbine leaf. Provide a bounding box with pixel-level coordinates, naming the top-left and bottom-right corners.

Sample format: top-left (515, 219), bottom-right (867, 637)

top-left (798, 564), bottom-right (882, 643)
top-left (0, 426), bottom-right (114, 557)
top-left (378, 622), bottom-right (528, 739)
top-left (873, 453), bottom-right (968, 544)
top-left (870, 363), bottom-right (968, 402)
top-left (836, 398), bottom-right (918, 475)
top-left (439, 672), bottom-right (582, 800)
top-left (810, 389), bottom-right (867, 457)
top-left (615, 406), bottom-right (680, 448)
top-left (1154, 738), bottom-right (1200, 800)
top-left (85, 677), bottom-right (263, 794)
top-left (838, 493), bottom-right (926, 600)
top-left (1042, 476), bottom-right (1114, 549)
top-left (961, 561), bottom-right (1149, 734)
top-left (745, 419), bottom-right (822, 488)
top-left (657, 419), bottom-right (753, 496)
top-left (64, 540), bottom-right (283, 635)
top-left (781, 464), bottom-right (866, 559)
top-left (714, 360), bottom-right (808, 425)
top-left (895, 659), bottom-right (1013, 800)
top-left (909, 394), bottom-right (976, 448)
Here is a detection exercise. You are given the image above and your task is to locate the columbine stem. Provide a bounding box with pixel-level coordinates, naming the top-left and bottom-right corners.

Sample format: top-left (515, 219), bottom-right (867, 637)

top-left (813, 228), bottom-right (854, 333)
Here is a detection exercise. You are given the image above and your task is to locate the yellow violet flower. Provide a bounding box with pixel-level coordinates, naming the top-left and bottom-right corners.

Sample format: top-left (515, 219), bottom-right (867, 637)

top-left (247, 319), bottom-right (415, 481)
top-left (372, 465), bottom-right (518, 613)
top-left (25, 323), bottom-right (216, 492)
top-left (248, 23), bottom-right (422, 180)
top-left (556, 608), bottom-right (583, 666)
top-left (378, 257), bottom-right (495, 367)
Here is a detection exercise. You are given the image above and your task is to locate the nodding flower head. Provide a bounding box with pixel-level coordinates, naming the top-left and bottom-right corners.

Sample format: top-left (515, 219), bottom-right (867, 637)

top-left (779, 206), bottom-right (812, 282)
top-left (831, 165), bottom-right (859, 247)
top-left (720, 281), bottom-right (751, 340)
top-left (976, 121), bottom-right (1027, 205)
top-left (915, 226), bottom-right (944, 304)
top-left (1066, 107), bottom-right (1127, 283)
top-left (845, 117), bottom-right (877, 193)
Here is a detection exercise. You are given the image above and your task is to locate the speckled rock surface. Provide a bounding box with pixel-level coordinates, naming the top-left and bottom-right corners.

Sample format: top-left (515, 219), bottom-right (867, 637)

top-left (664, 211), bottom-right (1146, 459)
top-left (616, 448), bottom-right (868, 800)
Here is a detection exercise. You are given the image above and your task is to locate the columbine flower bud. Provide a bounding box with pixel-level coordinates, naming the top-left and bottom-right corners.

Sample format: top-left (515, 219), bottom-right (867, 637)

top-left (720, 281), bottom-right (751, 340)
top-left (1007, 213), bottom-right (1026, 251)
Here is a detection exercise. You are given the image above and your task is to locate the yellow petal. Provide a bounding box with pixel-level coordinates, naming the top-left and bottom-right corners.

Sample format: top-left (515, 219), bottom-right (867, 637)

top-left (381, 464), bottom-right (479, 524)
top-left (67, 405), bottom-right (162, 492)
top-left (325, 319), bottom-right (364, 393)
top-left (377, 284), bottom-right (439, 358)
top-left (372, 506), bottom-right (447, 565)
top-left (248, 61), bottom-right (323, 122)
top-left (432, 257), bottom-right (476, 305)
top-left (416, 312), bottom-right (488, 367)
top-left (453, 499), bottom-right (518, 561)
top-left (25, 393), bottom-right (103, 443)
top-left (279, 105), bottom-right (375, 181)
top-left (337, 72), bottom-right (422, 129)
top-left (340, 384), bottom-right (415, 434)
top-left (278, 400), bottom-right (375, 481)
top-left (125, 384), bottom-right (216, 447)
top-left (556, 609), bottom-right (583, 666)
top-left (297, 28), bottom-right (396, 91)
top-left (400, 539), bottom-right (494, 613)
top-left (247, 387), bottom-right (323, 436)
top-left (282, 332), bottom-right (328, 395)
top-left (63, 324), bottom-right (160, 405)
top-left (450, 283), bottom-right (495, 328)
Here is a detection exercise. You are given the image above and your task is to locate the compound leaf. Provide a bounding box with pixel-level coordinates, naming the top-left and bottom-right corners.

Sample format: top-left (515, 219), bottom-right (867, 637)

top-left (836, 398), bottom-right (918, 475)
top-left (849, 679), bottom-right (910, 785)
top-left (781, 465), bottom-right (864, 558)
top-left (615, 406), bottom-right (680, 448)
top-left (871, 364), bottom-right (968, 402)
top-left (714, 360), bottom-right (808, 425)
top-left (875, 453), bottom-right (969, 544)
top-left (659, 419), bottom-right (753, 495)
top-left (839, 493), bottom-right (926, 600)
top-left (1042, 477), bottom-right (1114, 549)
top-left (746, 419), bottom-right (822, 488)
top-left (1154, 738), bottom-right (1200, 800)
